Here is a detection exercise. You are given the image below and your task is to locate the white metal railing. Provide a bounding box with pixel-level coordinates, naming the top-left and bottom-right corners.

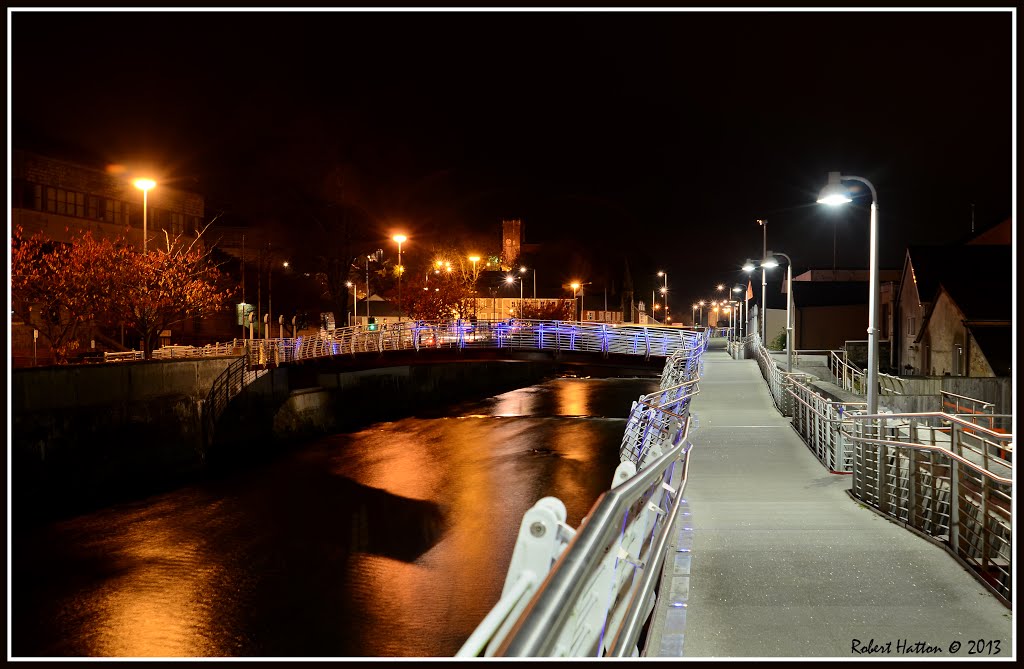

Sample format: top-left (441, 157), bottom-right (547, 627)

top-left (827, 349), bottom-right (906, 396)
top-left (457, 328), bottom-right (708, 657)
top-left (847, 413), bottom-right (1012, 604)
top-left (748, 332), bottom-right (1013, 605)
top-left (147, 320), bottom-right (703, 369)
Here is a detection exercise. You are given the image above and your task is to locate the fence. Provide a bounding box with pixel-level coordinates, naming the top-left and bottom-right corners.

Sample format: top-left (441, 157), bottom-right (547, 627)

top-left (747, 332), bottom-right (1014, 605)
top-left (456, 330), bottom-right (709, 657)
top-left (827, 349), bottom-right (906, 396)
top-left (847, 414), bottom-right (1013, 604)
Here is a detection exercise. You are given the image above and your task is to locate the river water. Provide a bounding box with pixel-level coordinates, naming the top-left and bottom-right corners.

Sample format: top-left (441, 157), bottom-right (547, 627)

top-left (11, 375), bottom-right (659, 658)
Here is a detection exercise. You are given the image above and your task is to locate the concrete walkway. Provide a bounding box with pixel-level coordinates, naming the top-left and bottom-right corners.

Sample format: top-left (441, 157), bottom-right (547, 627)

top-left (648, 347), bottom-right (1012, 658)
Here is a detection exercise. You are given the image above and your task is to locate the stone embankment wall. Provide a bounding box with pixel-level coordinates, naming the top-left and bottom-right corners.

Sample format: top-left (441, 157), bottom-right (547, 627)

top-left (11, 356), bottom-right (560, 519)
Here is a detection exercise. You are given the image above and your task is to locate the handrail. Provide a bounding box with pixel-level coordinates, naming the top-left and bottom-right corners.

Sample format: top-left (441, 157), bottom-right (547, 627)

top-left (843, 433), bottom-right (1012, 485)
top-left (847, 411), bottom-right (1013, 441)
top-left (459, 326), bottom-right (706, 657)
top-left (496, 423), bottom-right (691, 656)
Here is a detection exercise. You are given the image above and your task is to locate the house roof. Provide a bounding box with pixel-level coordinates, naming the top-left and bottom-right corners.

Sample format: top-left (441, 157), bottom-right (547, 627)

top-left (965, 217), bottom-right (1012, 245)
top-left (969, 325), bottom-right (1012, 376)
top-left (906, 245), bottom-right (1012, 317)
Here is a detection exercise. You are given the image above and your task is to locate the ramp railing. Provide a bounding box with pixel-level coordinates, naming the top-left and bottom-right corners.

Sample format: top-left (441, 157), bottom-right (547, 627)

top-left (456, 329), bottom-right (708, 657)
top-left (847, 413), bottom-right (1013, 605)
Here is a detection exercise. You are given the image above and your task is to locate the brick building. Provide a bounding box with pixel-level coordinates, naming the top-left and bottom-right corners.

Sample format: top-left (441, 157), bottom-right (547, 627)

top-left (12, 149), bottom-right (205, 246)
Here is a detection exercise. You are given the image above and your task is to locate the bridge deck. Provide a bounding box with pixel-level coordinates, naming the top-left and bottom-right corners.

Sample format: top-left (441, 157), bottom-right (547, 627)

top-left (645, 347), bottom-right (1011, 658)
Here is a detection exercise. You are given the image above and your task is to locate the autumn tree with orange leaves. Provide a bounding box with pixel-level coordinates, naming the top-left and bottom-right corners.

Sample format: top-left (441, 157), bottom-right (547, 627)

top-left (12, 226), bottom-right (232, 362)
top-left (12, 227), bottom-right (128, 363)
top-left (115, 232), bottom-right (232, 358)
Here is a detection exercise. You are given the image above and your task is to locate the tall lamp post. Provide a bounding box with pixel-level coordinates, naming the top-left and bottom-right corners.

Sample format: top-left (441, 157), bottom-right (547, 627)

top-left (657, 271), bottom-right (668, 322)
top-left (691, 303), bottom-right (698, 326)
top-left (698, 300), bottom-right (705, 327)
top-left (571, 282), bottom-right (581, 321)
top-left (762, 251), bottom-right (794, 373)
top-left (757, 219), bottom-right (768, 342)
top-left (659, 286), bottom-right (667, 322)
top-left (744, 253), bottom-right (794, 373)
top-left (732, 286), bottom-right (743, 340)
top-left (505, 274), bottom-right (524, 318)
top-left (392, 234), bottom-right (407, 324)
top-left (818, 171), bottom-right (880, 416)
top-left (346, 281), bottom-right (356, 326)
top-left (133, 178), bottom-right (156, 253)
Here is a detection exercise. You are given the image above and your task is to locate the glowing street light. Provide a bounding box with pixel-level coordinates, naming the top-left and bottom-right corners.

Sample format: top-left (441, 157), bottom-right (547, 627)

top-left (392, 234), bottom-right (407, 324)
top-left (657, 270), bottom-right (669, 321)
top-left (570, 281), bottom-right (581, 321)
top-left (818, 171), bottom-right (879, 416)
top-left (692, 302), bottom-right (699, 325)
top-left (345, 280), bottom-right (357, 327)
top-left (505, 274), bottom-right (524, 318)
top-left (133, 178), bottom-right (156, 253)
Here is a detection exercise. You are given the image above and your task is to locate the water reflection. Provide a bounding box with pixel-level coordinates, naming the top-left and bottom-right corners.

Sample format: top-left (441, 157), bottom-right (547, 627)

top-left (12, 376), bottom-right (658, 658)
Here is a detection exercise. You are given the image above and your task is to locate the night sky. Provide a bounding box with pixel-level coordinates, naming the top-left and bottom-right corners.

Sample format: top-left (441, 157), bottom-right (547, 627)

top-left (10, 8), bottom-right (1015, 306)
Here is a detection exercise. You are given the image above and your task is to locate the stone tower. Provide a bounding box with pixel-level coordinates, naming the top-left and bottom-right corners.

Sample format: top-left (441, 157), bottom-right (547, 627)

top-left (501, 219), bottom-right (522, 270)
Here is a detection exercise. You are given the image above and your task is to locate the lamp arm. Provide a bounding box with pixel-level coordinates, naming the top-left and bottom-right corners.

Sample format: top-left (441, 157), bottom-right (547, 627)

top-left (839, 174), bottom-right (878, 204)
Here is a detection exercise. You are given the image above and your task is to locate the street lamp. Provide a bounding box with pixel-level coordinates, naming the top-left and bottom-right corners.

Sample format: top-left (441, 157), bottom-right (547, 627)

top-left (505, 274), bottom-right (524, 318)
top-left (133, 178), bottom-right (156, 253)
top-left (698, 300), bottom-right (705, 327)
top-left (762, 251), bottom-right (794, 373)
top-left (732, 285), bottom-right (743, 340)
top-left (570, 281), bottom-right (581, 321)
top-left (659, 286), bottom-right (667, 321)
top-left (346, 281), bottom-right (357, 327)
top-left (392, 234), bottom-right (407, 324)
top-left (757, 219), bottom-right (768, 343)
top-left (818, 171), bottom-right (880, 416)
top-left (692, 302), bottom-right (698, 326)
top-left (658, 271), bottom-right (668, 321)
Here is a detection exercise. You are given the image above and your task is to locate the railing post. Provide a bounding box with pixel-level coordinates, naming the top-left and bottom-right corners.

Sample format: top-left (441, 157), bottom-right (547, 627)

top-left (907, 420), bottom-right (918, 529)
top-left (948, 459), bottom-right (960, 554)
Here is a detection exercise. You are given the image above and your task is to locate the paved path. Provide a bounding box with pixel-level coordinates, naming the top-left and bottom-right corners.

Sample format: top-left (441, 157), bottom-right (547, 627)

top-left (647, 347), bottom-right (1012, 658)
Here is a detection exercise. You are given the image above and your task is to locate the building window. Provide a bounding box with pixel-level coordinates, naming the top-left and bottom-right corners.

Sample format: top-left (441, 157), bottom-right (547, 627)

top-left (169, 212), bottom-right (185, 237)
top-left (44, 188), bottom-right (85, 217)
top-left (88, 196), bottom-right (100, 220)
top-left (104, 199), bottom-right (129, 225)
top-left (907, 316), bottom-right (916, 337)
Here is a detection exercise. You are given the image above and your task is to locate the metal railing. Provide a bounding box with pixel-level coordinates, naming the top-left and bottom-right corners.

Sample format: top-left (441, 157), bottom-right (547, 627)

top-left (226, 320), bottom-right (704, 370)
top-left (203, 355), bottom-right (247, 426)
top-left (457, 329), bottom-right (708, 657)
top-left (747, 332), bottom-right (1014, 605)
top-left (827, 349), bottom-right (906, 396)
top-left (786, 378), bottom-right (865, 473)
top-left (847, 413), bottom-right (1013, 604)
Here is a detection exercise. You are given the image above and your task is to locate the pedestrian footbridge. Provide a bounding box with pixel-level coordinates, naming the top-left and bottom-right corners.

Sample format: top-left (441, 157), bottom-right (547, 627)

top-left (458, 333), bottom-right (1013, 658)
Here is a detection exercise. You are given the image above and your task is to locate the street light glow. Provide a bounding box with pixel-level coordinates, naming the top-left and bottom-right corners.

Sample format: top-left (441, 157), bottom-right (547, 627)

top-left (133, 178), bottom-right (156, 191)
top-left (816, 171), bottom-right (853, 205)
top-left (505, 275), bottom-right (515, 285)
top-left (392, 234), bottom-right (407, 244)
top-left (468, 255), bottom-right (480, 263)
top-left (742, 259), bottom-right (756, 272)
